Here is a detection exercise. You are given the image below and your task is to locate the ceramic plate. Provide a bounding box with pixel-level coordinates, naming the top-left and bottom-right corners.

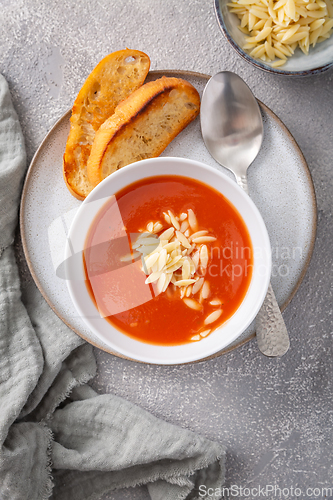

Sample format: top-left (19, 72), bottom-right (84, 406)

top-left (20, 70), bottom-right (317, 363)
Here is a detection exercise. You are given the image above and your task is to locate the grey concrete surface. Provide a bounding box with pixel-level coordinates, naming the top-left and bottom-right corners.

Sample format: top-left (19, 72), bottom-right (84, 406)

top-left (1, 0), bottom-right (332, 498)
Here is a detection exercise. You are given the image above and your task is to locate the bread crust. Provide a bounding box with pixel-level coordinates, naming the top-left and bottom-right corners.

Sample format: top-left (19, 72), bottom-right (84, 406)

top-left (87, 77), bottom-right (200, 187)
top-left (63, 49), bottom-right (150, 199)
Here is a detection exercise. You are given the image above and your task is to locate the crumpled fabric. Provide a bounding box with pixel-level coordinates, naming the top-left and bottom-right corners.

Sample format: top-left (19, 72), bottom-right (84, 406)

top-left (0, 73), bottom-right (225, 500)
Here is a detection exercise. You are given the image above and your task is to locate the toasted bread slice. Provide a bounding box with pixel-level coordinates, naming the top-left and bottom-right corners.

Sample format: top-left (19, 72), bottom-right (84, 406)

top-left (86, 77), bottom-right (200, 187)
top-left (63, 49), bottom-right (150, 199)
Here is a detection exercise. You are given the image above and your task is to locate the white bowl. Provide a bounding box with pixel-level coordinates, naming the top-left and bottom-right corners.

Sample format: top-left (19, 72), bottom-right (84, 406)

top-left (215, 0), bottom-right (333, 76)
top-left (65, 157), bottom-right (271, 365)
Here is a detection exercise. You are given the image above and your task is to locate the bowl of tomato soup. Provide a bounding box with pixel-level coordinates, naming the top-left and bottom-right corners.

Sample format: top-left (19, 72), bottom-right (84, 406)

top-left (65, 157), bottom-right (271, 364)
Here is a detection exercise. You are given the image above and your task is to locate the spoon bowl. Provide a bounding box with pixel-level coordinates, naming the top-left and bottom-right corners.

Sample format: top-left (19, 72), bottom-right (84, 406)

top-left (201, 71), bottom-right (263, 192)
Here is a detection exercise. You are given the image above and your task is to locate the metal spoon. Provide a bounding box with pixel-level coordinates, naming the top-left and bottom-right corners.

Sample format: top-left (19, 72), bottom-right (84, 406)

top-left (200, 71), bottom-right (290, 357)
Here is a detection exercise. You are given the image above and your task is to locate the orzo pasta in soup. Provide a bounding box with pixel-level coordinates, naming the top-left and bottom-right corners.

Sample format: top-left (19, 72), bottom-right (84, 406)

top-left (84, 175), bottom-right (253, 345)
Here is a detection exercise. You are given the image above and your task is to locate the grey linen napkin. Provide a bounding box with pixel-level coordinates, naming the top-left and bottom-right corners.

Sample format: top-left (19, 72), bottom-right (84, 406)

top-left (0, 74), bottom-right (225, 500)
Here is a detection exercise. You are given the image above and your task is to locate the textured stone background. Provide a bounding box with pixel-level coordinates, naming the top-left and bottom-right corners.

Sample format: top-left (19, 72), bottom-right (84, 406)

top-left (1, 0), bottom-right (332, 499)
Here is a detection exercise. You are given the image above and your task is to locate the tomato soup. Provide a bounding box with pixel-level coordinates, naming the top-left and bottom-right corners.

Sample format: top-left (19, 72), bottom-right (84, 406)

top-left (84, 175), bottom-right (253, 345)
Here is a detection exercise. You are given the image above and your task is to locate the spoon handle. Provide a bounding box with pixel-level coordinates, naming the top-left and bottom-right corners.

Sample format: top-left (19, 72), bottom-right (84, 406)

top-left (235, 174), bottom-right (249, 194)
top-left (236, 175), bottom-right (290, 357)
top-left (256, 283), bottom-right (290, 357)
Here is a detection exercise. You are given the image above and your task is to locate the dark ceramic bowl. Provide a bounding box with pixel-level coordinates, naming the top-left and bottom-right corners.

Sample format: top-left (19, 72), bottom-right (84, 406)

top-left (214, 0), bottom-right (333, 76)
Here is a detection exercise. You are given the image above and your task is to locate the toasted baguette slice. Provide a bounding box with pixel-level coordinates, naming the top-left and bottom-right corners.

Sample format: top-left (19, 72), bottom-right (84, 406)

top-left (63, 49), bottom-right (150, 199)
top-left (87, 77), bottom-right (200, 187)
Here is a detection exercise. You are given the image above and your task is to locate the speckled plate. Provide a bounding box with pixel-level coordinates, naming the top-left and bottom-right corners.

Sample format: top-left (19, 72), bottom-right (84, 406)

top-left (20, 70), bottom-right (317, 363)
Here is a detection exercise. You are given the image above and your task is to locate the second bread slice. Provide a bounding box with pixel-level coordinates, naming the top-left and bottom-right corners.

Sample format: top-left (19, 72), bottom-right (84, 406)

top-left (87, 77), bottom-right (200, 187)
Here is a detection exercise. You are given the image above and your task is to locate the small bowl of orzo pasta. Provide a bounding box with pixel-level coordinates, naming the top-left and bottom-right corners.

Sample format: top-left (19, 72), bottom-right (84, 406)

top-left (214, 0), bottom-right (333, 75)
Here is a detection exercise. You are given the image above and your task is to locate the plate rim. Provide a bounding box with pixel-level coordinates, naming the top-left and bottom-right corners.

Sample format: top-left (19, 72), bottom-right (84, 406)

top-left (19, 69), bottom-right (317, 364)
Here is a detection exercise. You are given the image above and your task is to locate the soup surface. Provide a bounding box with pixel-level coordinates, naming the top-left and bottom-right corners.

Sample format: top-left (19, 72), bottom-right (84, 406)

top-left (84, 175), bottom-right (253, 345)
